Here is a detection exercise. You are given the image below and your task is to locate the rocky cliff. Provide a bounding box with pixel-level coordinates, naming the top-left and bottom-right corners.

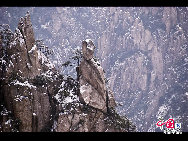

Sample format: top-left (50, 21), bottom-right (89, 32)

top-left (0, 13), bottom-right (135, 132)
top-left (96, 7), bottom-right (188, 131)
top-left (0, 12), bottom-right (62, 132)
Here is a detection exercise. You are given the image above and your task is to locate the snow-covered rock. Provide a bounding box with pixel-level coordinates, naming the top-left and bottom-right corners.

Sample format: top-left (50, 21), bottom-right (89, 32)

top-left (0, 12), bottom-right (62, 132)
top-left (82, 39), bottom-right (95, 60)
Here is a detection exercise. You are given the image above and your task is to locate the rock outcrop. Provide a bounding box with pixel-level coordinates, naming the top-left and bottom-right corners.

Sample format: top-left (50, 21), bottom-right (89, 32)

top-left (79, 39), bottom-right (107, 112)
top-left (0, 13), bottom-right (63, 132)
top-left (79, 39), bottom-right (116, 111)
top-left (53, 39), bottom-right (135, 132)
top-left (0, 13), bottom-right (135, 132)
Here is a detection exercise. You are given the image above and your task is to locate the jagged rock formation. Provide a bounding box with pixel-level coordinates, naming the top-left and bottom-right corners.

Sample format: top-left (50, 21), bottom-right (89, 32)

top-left (0, 13), bottom-right (135, 132)
top-left (79, 39), bottom-right (107, 112)
top-left (79, 39), bottom-right (116, 111)
top-left (53, 39), bottom-right (135, 132)
top-left (0, 13), bottom-right (63, 132)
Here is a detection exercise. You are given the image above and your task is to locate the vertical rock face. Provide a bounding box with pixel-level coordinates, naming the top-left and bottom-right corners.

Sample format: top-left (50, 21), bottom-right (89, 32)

top-left (18, 12), bottom-right (35, 51)
top-left (79, 39), bottom-right (117, 111)
top-left (96, 7), bottom-right (188, 131)
top-left (0, 13), bottom-right (63, 132)
top-left (79, 39), bottom-right (107, 112)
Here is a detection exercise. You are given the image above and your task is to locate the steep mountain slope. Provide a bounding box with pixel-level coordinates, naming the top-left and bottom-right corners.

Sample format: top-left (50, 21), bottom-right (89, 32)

top-left (0, 7), bottom-right (187, 132)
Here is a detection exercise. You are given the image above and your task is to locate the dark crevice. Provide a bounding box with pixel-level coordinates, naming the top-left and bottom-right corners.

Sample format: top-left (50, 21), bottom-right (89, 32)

top-left (69, 113), bottom-right (75, 132)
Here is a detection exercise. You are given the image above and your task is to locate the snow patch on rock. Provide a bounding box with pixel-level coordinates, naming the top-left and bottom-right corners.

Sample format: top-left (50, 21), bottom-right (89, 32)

top-left (28, 45), bottom-right (37, 53)
top-left (11, 80), bottom-right (36, 89)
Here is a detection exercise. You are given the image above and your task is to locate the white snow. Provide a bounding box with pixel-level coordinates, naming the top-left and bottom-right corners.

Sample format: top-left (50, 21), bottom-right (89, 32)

top-left (85, 39), bottom-right (94, 50)
top-left (10, 40), bottom-right (17, 48)
top-left (85, 39), bottom-right (92, 43)
top-left (0, 107), bottom-right (11, 116)
top-left (54, 83), bottom-right (79, 107)
top-left (14, 28), bottom-right (25, 47)
top-left (91, 58), bottom-right (103, 72)
top-left (28, 45), bottom-right (37, 53)
top-left (0, 59), bottom-right (6, 65)
top-left (37, 50), bottom-right (48, 64)
top-left (19, 38), bottom-right (25, 46)
top-left (60, 81), bottom-right (65, 88)
top-left (80, 85), bottom-right (87, 94)
top-left (87, 45), bottom-right (94, 51)
top-left (185, 57), bottom-right (188, 62)
top-left (62, 89), bottom-right (79, 106)
top-left (45, 62), bottom-right (55, 69)
top-left (11, 80), bottom-right (36, 89)
top-left (80, 113), bottom-right (88, 116)
top-left (18, 70), bottom-right (23, 74)
top-left (41, 22), bottom-right (49, 29)
top-left (54, 94), bottom-right (61, 103)
top-left (54, 92), bottom-right (79, 106)
top-left (5, 119), bottom-right (11, 125)
top-left (185, 92), bottom-right (188, 96)
top-left (37, 50), bottom-right (54, 69)
top-left (26, 63), bottom-right (32, 68)
top-left (41, 70), bottom-right (54, 81)
top-left (63, 96), bottom-right (74, 104)
top-left (14, 94), bottom-right (29, 102)
top-left (156, 104), bottom-right (169, 119)
top-left (8, 60), bottom-right (14, 68)
top-left (85, 39), bottom-right (95, 50)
